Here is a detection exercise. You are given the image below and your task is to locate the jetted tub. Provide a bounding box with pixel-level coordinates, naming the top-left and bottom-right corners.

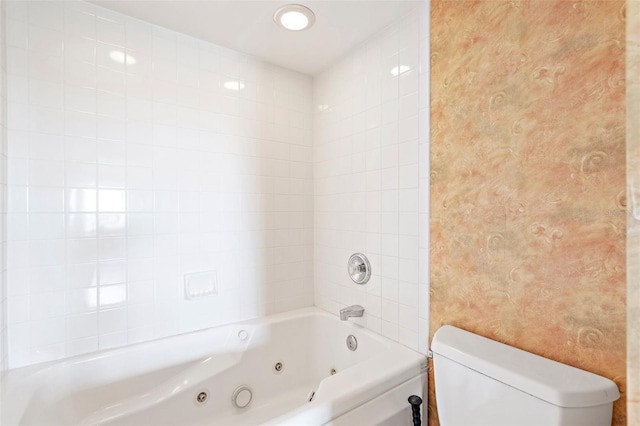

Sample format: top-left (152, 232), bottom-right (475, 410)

top-left (1, 308), bottom-right (427, 425)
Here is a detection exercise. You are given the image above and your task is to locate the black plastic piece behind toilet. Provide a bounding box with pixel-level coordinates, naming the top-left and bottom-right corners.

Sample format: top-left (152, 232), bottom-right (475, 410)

top-left (408, 395), bottom-right (423, 426)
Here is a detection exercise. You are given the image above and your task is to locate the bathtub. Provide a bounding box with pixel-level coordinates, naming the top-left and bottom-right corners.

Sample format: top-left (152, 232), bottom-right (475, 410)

top-left (1, 307), bottom-right (428, 426)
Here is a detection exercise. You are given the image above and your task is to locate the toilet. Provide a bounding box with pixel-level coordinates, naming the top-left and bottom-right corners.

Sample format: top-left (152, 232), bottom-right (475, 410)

top-left (431, 325), bottom-right (620, 426)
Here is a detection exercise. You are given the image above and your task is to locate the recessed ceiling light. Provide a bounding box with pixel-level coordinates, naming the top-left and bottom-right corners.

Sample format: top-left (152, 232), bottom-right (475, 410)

top-left (274, 4), bottom-right (315, 31)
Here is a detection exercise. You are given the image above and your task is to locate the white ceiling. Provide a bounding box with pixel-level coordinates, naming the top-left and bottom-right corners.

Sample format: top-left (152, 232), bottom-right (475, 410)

top-left (89, 0), bottom-right (425, 76)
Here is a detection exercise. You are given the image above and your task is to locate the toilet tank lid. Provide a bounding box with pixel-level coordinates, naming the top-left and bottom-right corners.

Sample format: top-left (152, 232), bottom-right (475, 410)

top-left (431, 325), bottom-right (620, 408)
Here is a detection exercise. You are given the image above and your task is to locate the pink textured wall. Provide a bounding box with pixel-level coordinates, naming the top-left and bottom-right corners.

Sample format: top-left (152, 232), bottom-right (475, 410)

top-left (429, 1), bottom-right (627, 424)
top-left (627, 0), bottom-right (640, 423)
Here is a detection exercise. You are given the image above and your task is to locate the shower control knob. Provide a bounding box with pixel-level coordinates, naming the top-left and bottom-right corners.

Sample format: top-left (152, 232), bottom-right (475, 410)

top-left (347, 253), bottom-right (371, 284)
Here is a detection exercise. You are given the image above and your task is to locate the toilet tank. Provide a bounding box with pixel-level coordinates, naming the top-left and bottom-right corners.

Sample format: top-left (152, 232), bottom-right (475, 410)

top-left (431, 325), bottom-right (620, 426)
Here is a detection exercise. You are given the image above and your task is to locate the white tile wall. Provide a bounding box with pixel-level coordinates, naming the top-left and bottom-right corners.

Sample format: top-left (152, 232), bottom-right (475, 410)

top-left (1, 0), bottom-right (8, 372)
top-left (5, 0), bottom-right (314, 369)
top-left (2, 0), bottom-right (430, 369)
top-left (313, 3), bottom-right (429, 354)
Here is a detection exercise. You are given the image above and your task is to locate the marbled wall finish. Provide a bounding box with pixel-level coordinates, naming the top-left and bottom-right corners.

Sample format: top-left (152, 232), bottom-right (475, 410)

top-left (430, 1), bottom-right (626, 425)
top-left (627, 0), bottom-right (640, 423)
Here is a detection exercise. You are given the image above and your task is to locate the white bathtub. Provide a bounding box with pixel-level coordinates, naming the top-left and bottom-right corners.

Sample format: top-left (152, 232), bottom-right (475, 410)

top-left (1, 308), bottom-right (427, 426)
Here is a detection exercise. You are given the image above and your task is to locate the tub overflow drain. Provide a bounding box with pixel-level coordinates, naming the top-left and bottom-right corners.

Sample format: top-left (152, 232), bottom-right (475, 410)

top-left (346, 334), bottom-right (358, 351)
top-left (232, 385), bottom-right (253, 409)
